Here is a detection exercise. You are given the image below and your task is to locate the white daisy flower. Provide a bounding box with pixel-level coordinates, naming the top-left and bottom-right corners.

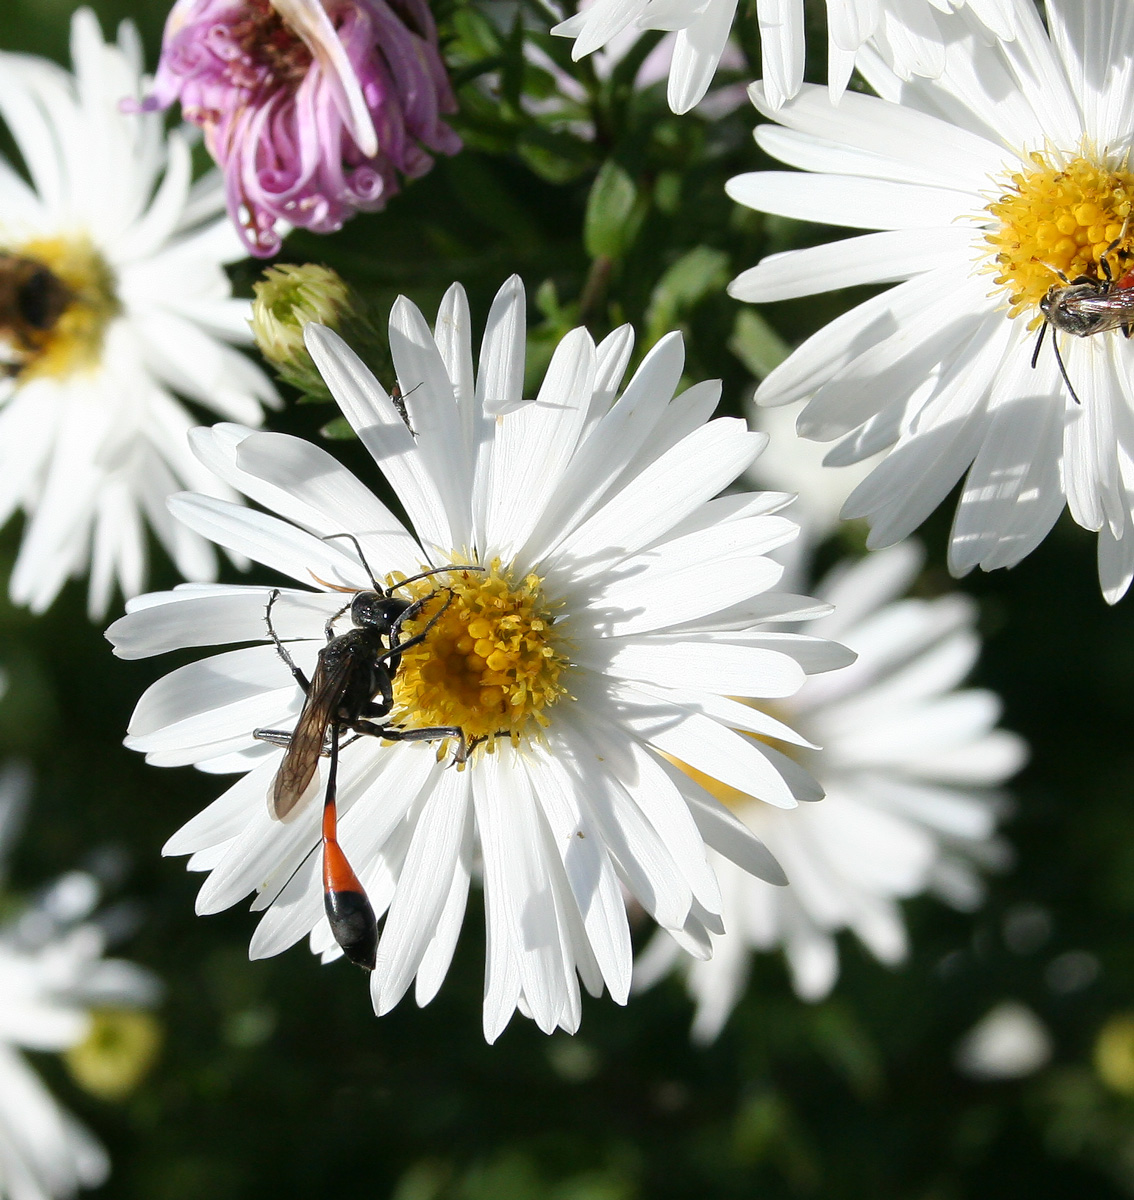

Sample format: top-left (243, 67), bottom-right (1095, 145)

top-left (106, 275), bottom-right (854, 1041)
top-left (0, 763), bottom-right (160, 1200)
top-left (551, 0), bottom-right (1017, 115)
top-left (729, 1), bottom-right (1134, 602)
top-left (0, 8), bottom-right (276, 617)
top-left (635, 541), bottom-right (1025, 1043)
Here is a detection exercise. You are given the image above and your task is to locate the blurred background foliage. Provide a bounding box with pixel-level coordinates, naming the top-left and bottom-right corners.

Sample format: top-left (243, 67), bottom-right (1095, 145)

top-left (3, 0), bottom-right (1134, 1197)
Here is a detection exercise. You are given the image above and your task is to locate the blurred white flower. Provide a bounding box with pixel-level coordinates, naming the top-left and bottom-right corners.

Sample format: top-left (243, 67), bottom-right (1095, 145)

top-left (730, 1), bottom-right (1134, 602)
top-left (0, 764), bottom-right (159, 1200)
top-left (636, 541), bottom-right (1025, 1042)
top-left (0, 8), bottom-right (276, 617)
top-left (107, 276), bottom-right (854, 1041)
top-left (955, 1000), bottom-right (1052, 1080)
top-left (552, 0), bottom-right (1018, 114)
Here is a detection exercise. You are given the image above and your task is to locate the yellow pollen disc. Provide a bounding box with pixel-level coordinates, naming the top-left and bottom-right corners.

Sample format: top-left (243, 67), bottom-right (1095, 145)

top-left (984, 150), bottom-right (1134, 325)
top-left (393, 559), bottom-right (570, 749)
top-left (7, 235), bottom-right (119, 381)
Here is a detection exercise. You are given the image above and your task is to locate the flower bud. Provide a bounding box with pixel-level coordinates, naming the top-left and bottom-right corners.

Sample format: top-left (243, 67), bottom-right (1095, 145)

top-left (251, 263), bottom-right (386, 406)
top-left (252, 263), bottom-right (351, 395)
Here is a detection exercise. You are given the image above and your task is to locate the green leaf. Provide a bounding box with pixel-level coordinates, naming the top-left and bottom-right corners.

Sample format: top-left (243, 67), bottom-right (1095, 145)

top-left (644, 245), bottom-right (729, 343)
top-left (584, 160), bottom-right (638, 260)
top-left (320, 416), bottom-right (357, 440)
top-left (728, 308), bottom-right (790, 380)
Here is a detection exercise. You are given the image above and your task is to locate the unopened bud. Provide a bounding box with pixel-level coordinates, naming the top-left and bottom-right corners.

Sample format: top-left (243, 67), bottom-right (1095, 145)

top-left (251, 263), bottom-right (352, 397)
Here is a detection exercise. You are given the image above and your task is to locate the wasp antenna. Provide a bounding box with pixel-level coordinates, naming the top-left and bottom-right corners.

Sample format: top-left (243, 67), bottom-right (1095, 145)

top-left (1051, 334), bottom-right (1084, 406)
top-left (389, 563), bottom-right (486, 592)
top-left (1031, 318), bottom-right (1048, 369)
top-left (321, 532), bottom-right (381, 591)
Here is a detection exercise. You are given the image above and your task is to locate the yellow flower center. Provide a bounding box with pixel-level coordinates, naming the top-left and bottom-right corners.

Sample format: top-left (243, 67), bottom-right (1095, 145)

top-left (64, 1008), bottom-right (162, 1101)
top-left (392, 559), bottom-right (570, 750)
top-left (2, 236), bottom-right (119, 381)
top-left (984, 149), bottom-right (1134, 324)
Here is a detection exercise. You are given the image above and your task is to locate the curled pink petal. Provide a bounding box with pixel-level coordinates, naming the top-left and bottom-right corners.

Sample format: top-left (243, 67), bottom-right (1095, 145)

top-left (145, 0), bottom-right (460, 255)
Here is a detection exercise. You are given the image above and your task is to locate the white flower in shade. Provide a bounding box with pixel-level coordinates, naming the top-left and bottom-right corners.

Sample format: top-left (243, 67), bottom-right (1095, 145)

top-left (551, 0), bottom-right (1017, 115)
top-left (635, 541), bottom-right (1025, 1043)
top-left (0, 8), bottom-right (276, 617)
top-left (106, 275), bottom-right (854, 1041)
top-left (729, 1), bottom-right (1134, 602)
top-left (0, 763), bottom-right (160, 1200)
top-left (744, 398), bottom-right (883, 542)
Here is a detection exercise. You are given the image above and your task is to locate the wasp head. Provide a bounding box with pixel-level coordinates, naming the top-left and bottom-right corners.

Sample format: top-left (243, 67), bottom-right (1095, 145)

top-left (350, 589), bottom-right (410, 631)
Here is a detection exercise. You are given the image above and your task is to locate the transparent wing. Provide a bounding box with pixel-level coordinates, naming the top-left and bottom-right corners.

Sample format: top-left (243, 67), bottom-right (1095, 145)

top-left (270, 655), bottom-right (348, 821)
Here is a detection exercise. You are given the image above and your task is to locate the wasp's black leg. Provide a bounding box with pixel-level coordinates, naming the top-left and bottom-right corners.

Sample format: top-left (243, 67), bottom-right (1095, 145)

top-left (387, 564), bottom-right (486, 595)
top-left (383, 589), bottom-right (455, 661)
top-left (323, 599), bottom-right (352, 643)
top-left (1031, 317), bottom-right (1049, 369)
top-left (349, 719), bottom-right (471, 764)
top-left (357, 671), bottom-right (395, 722)
top-left (264, 589), bottom-right (312, 693)
top-left (252, 727), bottom-right (296, 748)
top-left (1051, 335), bottom-right (1084, 406)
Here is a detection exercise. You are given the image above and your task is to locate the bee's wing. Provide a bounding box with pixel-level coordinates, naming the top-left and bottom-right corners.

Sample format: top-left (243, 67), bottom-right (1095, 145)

top-left (270, 656), bottom-right (347, 821)
top-left (1069, 293), bottom-right (1134, 332)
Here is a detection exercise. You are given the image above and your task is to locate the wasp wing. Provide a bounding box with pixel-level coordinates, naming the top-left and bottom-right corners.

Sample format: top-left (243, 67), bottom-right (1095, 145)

top-left (1063, 292), bottom-right (1134, 334)
top-left (270, 653), bottom-right (351, 822)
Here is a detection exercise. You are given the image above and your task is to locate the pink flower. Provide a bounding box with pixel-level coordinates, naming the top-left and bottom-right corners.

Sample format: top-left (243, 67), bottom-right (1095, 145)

top-left (140, 0), bottom-right (461, 255)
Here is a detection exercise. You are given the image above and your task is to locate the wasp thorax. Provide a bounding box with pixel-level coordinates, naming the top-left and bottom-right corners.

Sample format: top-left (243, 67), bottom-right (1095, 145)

top-left (392, 561), bottom-right (569, 748)
top-left (984, 149), bottom-right (1134, 324)
top-left (0, 236), bottom-right (118, 380)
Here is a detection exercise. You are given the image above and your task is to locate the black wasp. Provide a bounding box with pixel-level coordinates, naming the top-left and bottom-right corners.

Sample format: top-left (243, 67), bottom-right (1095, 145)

top-left (253, 534), bottom-right (479, 971)
top-left (1032, 228), bottom-right (1134, 406)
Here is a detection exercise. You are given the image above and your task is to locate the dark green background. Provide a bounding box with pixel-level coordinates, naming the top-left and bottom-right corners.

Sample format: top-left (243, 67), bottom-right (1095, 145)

top-left (2, 1), bottom-right (1133, 1196)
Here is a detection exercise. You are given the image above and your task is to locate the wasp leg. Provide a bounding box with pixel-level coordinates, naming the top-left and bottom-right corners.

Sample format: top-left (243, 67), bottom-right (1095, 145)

top-left (349, 719), bottom-right (471, 764)
top-left (253, 727), bottom-right (295, 748)
top-left (383, 589), bottom-right (455, 663)
top-left (1031, 317), bottom-right (1049, 369)
top-left (323, 599), bottom-right (352, 643)
top-left (263, 589), bottom-right (312, 693)
top-left (386, 563), bottom-right (486, 596)
top-left (1101, 215), bottom-right (1132, 282)
top-left (1051, 335), bottom-right (1084, 406)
